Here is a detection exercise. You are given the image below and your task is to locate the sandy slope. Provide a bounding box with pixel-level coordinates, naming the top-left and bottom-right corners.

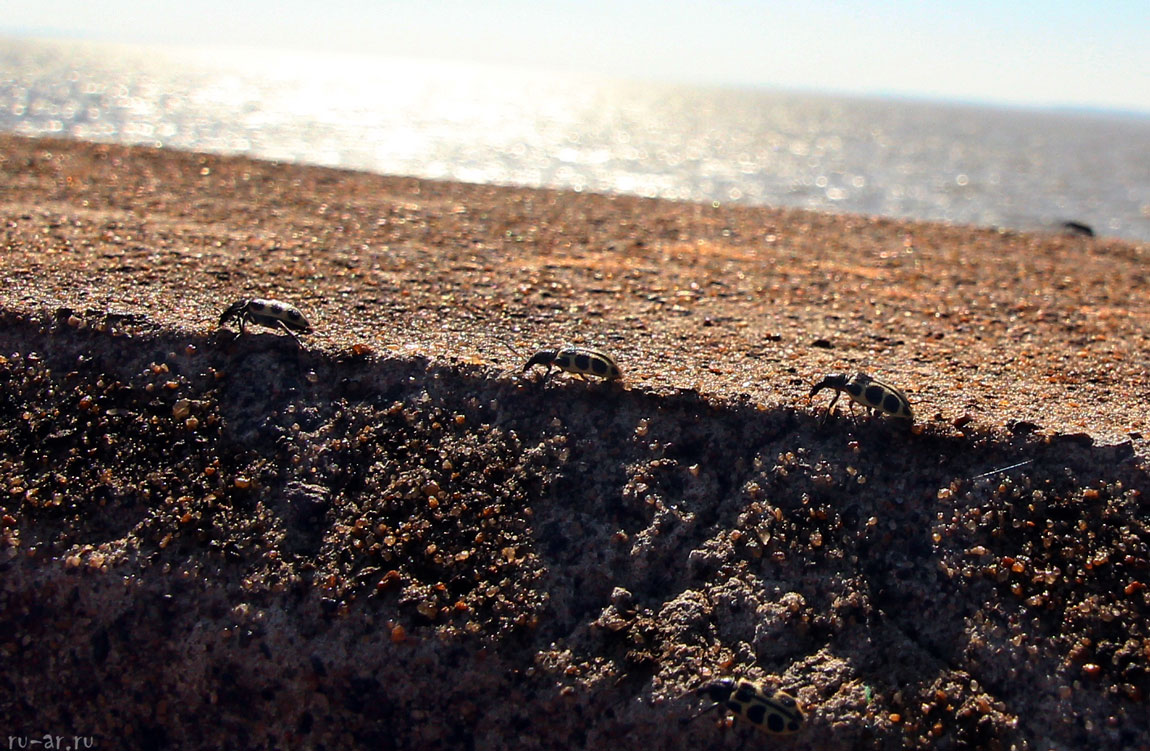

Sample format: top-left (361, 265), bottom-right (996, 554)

top-left (2, 135), bottom-right (1148, 750)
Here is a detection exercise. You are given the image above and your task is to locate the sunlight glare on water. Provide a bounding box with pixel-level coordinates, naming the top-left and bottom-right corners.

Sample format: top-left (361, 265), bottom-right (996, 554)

top-left (2, 37), bottom-right (1147, 241)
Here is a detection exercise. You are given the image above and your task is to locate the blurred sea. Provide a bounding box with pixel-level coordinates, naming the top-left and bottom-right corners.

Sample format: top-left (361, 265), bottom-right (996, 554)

top-left (2, 37), bottom-right (1148, 241)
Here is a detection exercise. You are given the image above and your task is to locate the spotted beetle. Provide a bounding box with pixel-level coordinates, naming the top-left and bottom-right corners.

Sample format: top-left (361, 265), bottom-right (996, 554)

top-left (810, 372), bottom-right (913, 422)
top-left (219, 298), bottom-right (312, 345)
top-left (693, 677), bottom-right (805, 735)
top-left (523, 347), bottom-right (621, 380)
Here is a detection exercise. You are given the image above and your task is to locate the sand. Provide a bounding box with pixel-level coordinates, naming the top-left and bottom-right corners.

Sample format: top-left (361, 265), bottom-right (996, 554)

top-left (1, 134), bottom-right (1148, 750)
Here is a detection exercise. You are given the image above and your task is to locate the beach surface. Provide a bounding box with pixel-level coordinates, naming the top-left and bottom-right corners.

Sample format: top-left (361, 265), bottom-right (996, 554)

top-left (2, 134), bottom-right (1148, 749)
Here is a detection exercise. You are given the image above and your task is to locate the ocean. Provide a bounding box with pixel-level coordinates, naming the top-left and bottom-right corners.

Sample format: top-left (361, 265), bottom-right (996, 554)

top-left (2, 37), bottom-right (1148, 242)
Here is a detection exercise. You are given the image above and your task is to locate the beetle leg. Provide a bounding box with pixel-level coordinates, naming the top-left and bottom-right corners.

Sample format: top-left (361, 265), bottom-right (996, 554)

top-left (274, 319), bottom-right (304, 346)
top-left (821, 391), bottom-right (841, 423)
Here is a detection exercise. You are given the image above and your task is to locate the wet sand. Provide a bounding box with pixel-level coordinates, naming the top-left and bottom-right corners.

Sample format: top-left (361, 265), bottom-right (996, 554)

top-left (1, 134), bottom-right (1148, 750)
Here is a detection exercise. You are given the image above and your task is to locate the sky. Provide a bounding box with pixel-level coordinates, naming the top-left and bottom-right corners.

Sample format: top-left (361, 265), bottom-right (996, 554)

top-left (3, 0), bottom-right (1148, 114)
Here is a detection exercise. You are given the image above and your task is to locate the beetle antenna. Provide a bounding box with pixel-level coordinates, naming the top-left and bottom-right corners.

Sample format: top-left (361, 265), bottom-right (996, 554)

top-left (501, 338), bottom-right (524, 358)
top-left (680, 702), bottom-right (721, 727)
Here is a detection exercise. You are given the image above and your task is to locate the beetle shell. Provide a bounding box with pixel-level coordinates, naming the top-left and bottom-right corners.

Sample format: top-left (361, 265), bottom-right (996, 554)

top-left (219, 298), bottom-right (312, 339)
top-left (523, 347), bottom-right (621, 380)
top-left (810, 372), bottom-right (913, 421)
top-left (696, 678), bottom-right (805, 735)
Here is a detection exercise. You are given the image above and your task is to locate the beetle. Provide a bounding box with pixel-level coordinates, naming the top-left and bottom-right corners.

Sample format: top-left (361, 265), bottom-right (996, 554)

top-left (692, 677), bottom-right (805, 735)
top-left (218, 298), bottom-right (312, 345)
top-left (809, 372), bottom-right (913, 422)
top-left (523, 347), bottom-right (622, 380)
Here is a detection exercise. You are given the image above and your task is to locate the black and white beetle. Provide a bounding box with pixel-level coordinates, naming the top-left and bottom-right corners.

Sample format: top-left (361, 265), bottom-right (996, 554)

top-left (218, 298), bottom-right (312, 345)
top-left (691, 677), bottom-right (805, 735)
top-left (523, 347), bottom-right (622, 380)
top-left (810, 372), bottom-right (913, 422)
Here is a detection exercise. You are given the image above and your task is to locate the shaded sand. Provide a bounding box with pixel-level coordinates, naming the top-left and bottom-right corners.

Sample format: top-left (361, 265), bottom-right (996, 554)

top-left (2, 135), bottom-right (1148, 749)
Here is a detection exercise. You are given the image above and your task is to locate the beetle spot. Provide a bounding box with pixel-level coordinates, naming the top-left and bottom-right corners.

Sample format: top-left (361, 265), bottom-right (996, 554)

top-left (590, 357), bottom-right (608, 375)
top-left (574, 353), bottom-right (591, 371)
top-left (767, 713), bottom-right (786, 733)
top-left (883, 393), bottom-right (902, 413)
top-left (746, 704), bottom-right (767, 725)
top-left (847, 383), bottom-right (863, 397)
top-left (555, 355), bottom-right (572, 368)
top-left (864, 385), bottom-right (885, 406)
top-left (250, 301), bottom-right (266, 311)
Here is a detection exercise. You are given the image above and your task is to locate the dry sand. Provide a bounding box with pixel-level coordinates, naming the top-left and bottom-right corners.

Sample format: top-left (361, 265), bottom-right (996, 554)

top-left (1, 134), bottom-right (1148, 749)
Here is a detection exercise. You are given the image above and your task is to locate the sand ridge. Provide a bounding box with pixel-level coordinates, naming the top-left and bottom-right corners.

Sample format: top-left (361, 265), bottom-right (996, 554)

top-left (1, 135), bottom-right (1148, 749)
